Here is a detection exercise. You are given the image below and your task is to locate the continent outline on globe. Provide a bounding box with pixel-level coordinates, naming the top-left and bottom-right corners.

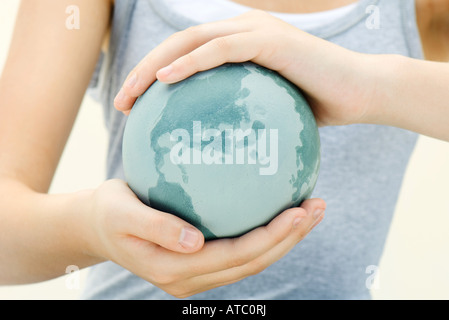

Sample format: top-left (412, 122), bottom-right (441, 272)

top-left (122, 62), bottom-right (321, 240)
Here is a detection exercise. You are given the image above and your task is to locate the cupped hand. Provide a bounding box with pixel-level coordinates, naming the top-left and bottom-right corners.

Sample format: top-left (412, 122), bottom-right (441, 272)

top-left (84, 179), bottom-right (325, 298)
top-left (114, 10), bottom-right (375, 127)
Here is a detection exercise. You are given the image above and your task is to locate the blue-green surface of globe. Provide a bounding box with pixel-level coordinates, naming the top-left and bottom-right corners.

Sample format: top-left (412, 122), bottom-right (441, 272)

top-left (122, 62), bottom-right (320, 240)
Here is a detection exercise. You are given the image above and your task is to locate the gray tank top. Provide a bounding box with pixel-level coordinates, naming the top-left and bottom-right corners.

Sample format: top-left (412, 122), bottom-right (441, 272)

top-left (83, 0), bottom-right (424, 299)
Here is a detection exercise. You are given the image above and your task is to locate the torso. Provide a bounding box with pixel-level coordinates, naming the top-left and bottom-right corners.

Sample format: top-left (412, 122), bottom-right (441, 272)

top-left (105, 0), bottom-right (447, 61)
top-left (232, 0), bottom-right (448, 61)
top-left (85, 0), bottom-right (425, 300)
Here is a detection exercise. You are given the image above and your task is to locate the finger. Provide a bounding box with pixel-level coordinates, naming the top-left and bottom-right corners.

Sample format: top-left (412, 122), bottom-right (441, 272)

top-left (241, 199), bottom-right (325, 271)
top-left (166, 201), bottom-right (326, 298)
top-left (151, 204), bottom-right (316, 281)
top-left (114, 19), bottom-right (252, 113)
top-left (156, 32), bottom-right (268, 84)
top-left (299, 198), bottom-right (326, 231)
top-left (123, 204), bottom-right (205, 253)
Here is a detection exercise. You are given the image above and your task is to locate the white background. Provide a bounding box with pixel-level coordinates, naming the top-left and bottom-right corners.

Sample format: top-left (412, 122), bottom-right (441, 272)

top-left (1, 0), bottom-right (449, 300)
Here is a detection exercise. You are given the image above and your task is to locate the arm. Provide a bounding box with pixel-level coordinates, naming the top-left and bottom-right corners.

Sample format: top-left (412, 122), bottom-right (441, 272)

top-left (0, 0), bottom-right (112, 283)
top-left (0, 3), bottom-right (325, 297)
top-left (115, 10), bottom-right (449, 142)
top-left (373, 0), bottom-right (449, 140)
top-left (365, 55), bottom-right (449, 142)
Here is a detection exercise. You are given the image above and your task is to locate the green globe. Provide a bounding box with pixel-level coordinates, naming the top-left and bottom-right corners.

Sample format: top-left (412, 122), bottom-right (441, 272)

top-left (122, 62), bottom-right (320, 240)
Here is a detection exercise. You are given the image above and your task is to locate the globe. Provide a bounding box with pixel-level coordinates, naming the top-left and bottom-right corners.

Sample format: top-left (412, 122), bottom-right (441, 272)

top-left (122, 62), bottom-right (320, 240)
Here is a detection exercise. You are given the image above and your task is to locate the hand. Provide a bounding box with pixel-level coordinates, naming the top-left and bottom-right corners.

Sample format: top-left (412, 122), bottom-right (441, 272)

top-left (114, 10), bottom-right (375, 127)
top-left (84, 179), bottom-right (325, 298)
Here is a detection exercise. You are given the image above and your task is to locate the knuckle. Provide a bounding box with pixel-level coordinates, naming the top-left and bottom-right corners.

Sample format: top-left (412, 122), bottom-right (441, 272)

top-left (167, 29), bottom-right (184, 42)
top-left (179, 53), bottom-right (198, 70)
top-left (171, 25), bottom-right (205, 47)
top-left (146, 254), bottom-right (184, 286)
top-left (246, 259), bottom-right (267, 277)
top-left (294, 226), bottom-right (310, 241)
top-left (149, 268), bottom-right (179, 286)
top-left (226, 242), bottom-right (248, 269)
top-left (121, 85), bottom-right (134, 97)
top-left (152, 273), bottom-right (176, 286)
top-left (184, 25), bottom-right (203, 38)
top-left (167, 287), bottom-right (193, 299)
top-left (262, 227), bottom-right (287, 247)
top-left (142, 211), bottom-right (165, 236)
top-left (227, 256), bottom-right (244, 269)
top-left (211, 36), bottom-right (230, 52)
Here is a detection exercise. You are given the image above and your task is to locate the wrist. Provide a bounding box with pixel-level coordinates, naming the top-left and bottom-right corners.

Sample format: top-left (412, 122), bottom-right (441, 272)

top-left (0, 181), bottom-right (104, 283)
top-left (357, 53), bottom-right (407, 126)
top-left (34, 187), bottom-right (106, 272)
top-left (66, 188), bottom-right (107, 264)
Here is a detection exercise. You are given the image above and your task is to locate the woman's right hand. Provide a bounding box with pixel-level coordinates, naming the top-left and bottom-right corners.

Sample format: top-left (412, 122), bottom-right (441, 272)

top-left (84, 179), bottom-right (325, 298)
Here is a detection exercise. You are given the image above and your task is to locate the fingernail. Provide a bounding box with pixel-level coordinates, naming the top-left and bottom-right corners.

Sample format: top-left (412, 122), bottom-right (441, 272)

top-left (313, 209), bottom-right (325, 220)
top-left (311, 211), bottom-right (325, 229)
top-left (114, 89), bottom-right (126, 104)
top-left (179, 227), bottom-right (200, 249)
top-left (157, 65), bottom-right (173, 78)
top-left (125, 73), bottom-right (137, 88)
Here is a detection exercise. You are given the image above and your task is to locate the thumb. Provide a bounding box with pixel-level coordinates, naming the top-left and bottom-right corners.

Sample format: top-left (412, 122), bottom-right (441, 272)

top-left (125, 204), bottom-right (205, 253)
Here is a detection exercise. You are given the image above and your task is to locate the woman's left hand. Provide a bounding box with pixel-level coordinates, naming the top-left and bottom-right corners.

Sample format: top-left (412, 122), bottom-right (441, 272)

top-left (114, 10), bottom-right (374, 128)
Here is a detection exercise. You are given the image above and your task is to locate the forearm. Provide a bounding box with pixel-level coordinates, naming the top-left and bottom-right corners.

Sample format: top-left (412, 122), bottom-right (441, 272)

top-left (366, 54), bottom-right (449, 141)
top-left (0, 179), bottom-right (102, 284)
